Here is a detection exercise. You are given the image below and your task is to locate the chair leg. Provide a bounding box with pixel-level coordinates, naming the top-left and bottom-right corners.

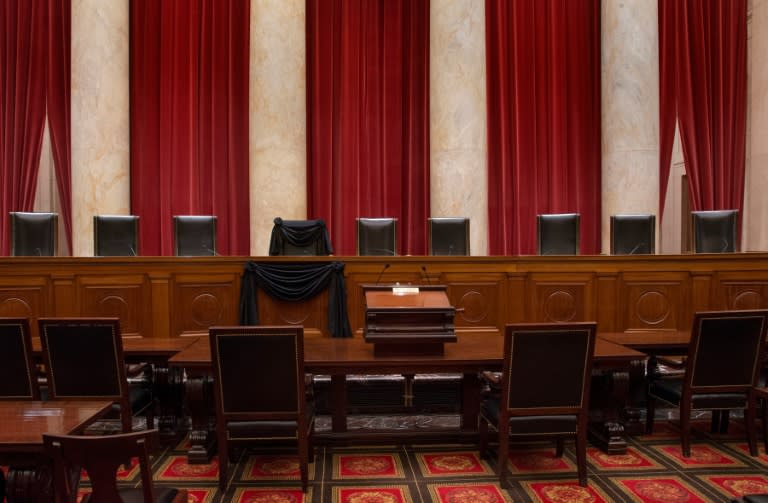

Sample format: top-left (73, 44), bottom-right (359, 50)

top-left (299, 433), bottom-right (309, 492)
top-left (746, 402), bottom-right (759, 457)
top-left (218, 435), bottom-right (229, 492)
top-left (680, 405), bottom-right (692, 457)
top-left (497, 427), bottom-right (509, 488)
top-left (710, 410), bottom-right (721, 434)
top-left (575, 429), bottom-right (588, 487)
top-left (720, 410), bottom-right (730, 434)
top-left (763, 397), bottom-right (768, 454)
top-left (478, 417), bottom-right (489, 459)
top-left (555, 438), bottom-right (564, 458)
top-left (646, 394), bottom-right (656, 434)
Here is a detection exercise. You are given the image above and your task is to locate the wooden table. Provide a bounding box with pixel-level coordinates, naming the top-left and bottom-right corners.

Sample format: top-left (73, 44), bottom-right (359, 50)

top-left (0, 400), bottom-right (113, 503)
top-left (599, 330), bottom-right (691, 353)
top-left (170, 333), bottom-right (646, 461)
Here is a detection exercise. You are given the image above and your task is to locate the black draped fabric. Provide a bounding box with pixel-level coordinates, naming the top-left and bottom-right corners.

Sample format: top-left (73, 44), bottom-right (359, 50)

top-left (268, 217), bottom-right (334, 256)
top-left (239, 261), bottom-right (352, 338)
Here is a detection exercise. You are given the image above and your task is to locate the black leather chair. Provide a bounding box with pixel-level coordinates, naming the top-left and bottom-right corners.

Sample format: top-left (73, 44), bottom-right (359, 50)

top-left (44, 429), bottom-right (187, 503)
top-left (0, 318), bottom-right (39, 400)
top-left (173, 215), bottom-right (217, 256)
top-left (209, 326), bottom-right (314, 492)
top-left (479, 322), bottom-right (597, 487)
top-left (357, 218), bottom-right (397, 256)
top-left (94, 215), bottom-right (139, 257)
top-left (610, 214), bottom-right (655, 255)
top-left (646, 310), bottom-right (768, 457)
top-left (268, 217), bottom-right (333, 256)
top-left (691, 209), bottom-right (738, 253)
top-left (428, 217), bottom-right (469, 256)
top-left (537, 213), bottom-right (580, 255)
top-left (9, 211), bottom-right (58, 256)
top-left (38, 318), bottom-right (154, 433)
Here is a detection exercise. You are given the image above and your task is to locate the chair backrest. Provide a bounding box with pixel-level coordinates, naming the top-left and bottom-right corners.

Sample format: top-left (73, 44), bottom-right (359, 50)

top-left (93, 215), bottom-right (139, 257)
top-left (610, 214), bottom-right (655, 255)
top-left (209, 326), bottom-right (305, 420)
top-left (428, 217), bottom-right (470, 256)
top-left (0, 318), bottom-right (38, 400)
top-left (502, 322), bottom-right (597, 415)
top-left (357, 218), bottom-right (397, 256)
top-left (685, 310), bottom-right (768, 393)
top-left (268, 217), bottom-right (333, 256)
top-left (173, 215), bottom-right (217, 256)
top-left (44, 429), bottom-right (161, 503)
top-left (9, 211), bottom-right (58, 256)
top-left (691, 210), bottom-right (738, 253)
top-left (537, 213), bottom-right (580, 255)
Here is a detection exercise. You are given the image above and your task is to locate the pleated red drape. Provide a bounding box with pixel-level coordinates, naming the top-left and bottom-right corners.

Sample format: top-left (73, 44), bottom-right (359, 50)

top-left (130, 0), bottom-right (250, 256)
top-left (0, 0), bottom-right (71, 255)
top-left (486, 0), bottom-right (601, 256)
top-left (659, 0), bottom-right (747, 217)
top-left (306, 0), bottom-right (430, 256)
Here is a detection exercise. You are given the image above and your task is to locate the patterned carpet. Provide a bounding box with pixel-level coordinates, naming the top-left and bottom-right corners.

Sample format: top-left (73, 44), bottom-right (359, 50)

top-left (86, 417), bottom-right (768, 502)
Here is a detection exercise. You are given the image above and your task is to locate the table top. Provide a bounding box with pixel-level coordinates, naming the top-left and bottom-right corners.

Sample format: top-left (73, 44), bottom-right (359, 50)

top-left (599, 330), bottom-right (691, 351)
top-left (32, 336), bottom-right (200, 356)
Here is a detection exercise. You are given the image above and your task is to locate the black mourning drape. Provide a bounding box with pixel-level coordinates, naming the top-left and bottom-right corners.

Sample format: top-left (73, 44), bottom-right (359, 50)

top-left (268, 217), bottom-right (334, 256)
top-left (239, 261), bottom-right (352, 338)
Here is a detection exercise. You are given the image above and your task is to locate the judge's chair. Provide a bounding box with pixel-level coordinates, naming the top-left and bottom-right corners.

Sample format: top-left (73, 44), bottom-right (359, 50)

top-left (691, 209), bottom-right (738, 253)
top-left (646, 310), bottom-right (768, 457)
top-left (357, 218), bottom-right (397, 256)
top-left (537, 213), bottom-right (580, 255)
top-left (38, 318), bottom-right (154, 433)
top-left (269, 217), bottom-right (333, 256)
top-left (0, 318), bottom-right (39, 400)
top-left (44, 429), bottom-right (187, 503)
top-left (94, 215), bottom-right (139, 257)
top-left (209, 326), bottom-right (314, 492)
top-left (173, 215), bottom-right (217, 256)
top-left (610, 214), bottom-right (655, 255)
top-left (9, 211), bottom-right (58, 256)
top-left (428, 217), bottom-right (470, 256)
top-left (479, 322), bottom-right (597, 487)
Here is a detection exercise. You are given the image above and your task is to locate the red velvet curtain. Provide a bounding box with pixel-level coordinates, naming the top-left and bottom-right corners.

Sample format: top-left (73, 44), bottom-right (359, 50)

top-left (486, 0), bottom-right (601, 255)
top-left (306, 0), bottom-right (430, 256)
top-left (130, 0), bottom-right (250, 256)
top-left (659, 0), bottom-right (747, 217)
top-left (0, 0), bottom-right (71, 255)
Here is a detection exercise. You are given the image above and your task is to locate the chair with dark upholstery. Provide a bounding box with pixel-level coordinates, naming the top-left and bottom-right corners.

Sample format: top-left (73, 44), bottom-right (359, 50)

top-left (94, 215), bottom-right (139, 257)
top-left (646, 310), bottom-right (768, 457)
top-left (173, 215), bottom-right (217, 256)
top-left (537, 213), bottom-right (580, 255)
top-left (610, 214), bottom-right (655, 255)
top-left (38, 318), bottom-right (154, 433)
top-left (44, 429), bottom-right (187, 503)
top-left (9, 211), bottom-right (58, 256)
top-left (209, 326), bottom-right (314, 492)
top-left (691, 209), bottom-right (739, 253)
top-left (357, 218), bottom-right (397, 256)
top-left (479, 322), bottom-right (596, 487)
top-left (269, 217), bottom-right (333, 256)
top-left (0, 318), bottom-right (39, 400)
top-left (428, 217), bottom-right (470, 256)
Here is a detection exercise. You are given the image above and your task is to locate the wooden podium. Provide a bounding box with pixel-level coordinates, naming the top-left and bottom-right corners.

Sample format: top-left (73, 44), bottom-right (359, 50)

top-left (363, 284), bottom-right (456, 356)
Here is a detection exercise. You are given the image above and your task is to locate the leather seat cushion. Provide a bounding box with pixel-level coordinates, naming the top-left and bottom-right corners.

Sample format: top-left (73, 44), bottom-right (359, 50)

top-left (649, 380), bottom-right (748, 409)
top-left (482, 398), bottom-right (578, 435)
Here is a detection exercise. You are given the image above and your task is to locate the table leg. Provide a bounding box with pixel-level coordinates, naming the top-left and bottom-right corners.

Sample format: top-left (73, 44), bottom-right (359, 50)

top-left (184, 374), bottom-right (216, 464)
top-left (5, 465), bottom-right (53, 503)
top-left (461, 373), bottom-right (481, 432)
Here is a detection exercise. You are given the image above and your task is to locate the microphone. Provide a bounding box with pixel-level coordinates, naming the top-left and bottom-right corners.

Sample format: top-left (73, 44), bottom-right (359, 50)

top-left (722, 238), bottom-right (730, 253)
top-left (205, 247), bottom-right (220, 256)
top-left (35, 248), bottom-right (42, 256)
top-left (129, 245), bottom-right (137, 257)
top-left (421, 265), bottom-right (432, 286)
top-left (374, 263), bottom-right (390, 285)
top-left (628, 242), bottom-right (644, 255)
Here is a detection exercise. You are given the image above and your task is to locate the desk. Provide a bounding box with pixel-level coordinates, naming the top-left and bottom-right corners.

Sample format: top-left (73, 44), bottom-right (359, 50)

top-left (0, 400), bottom-right (113, 503)
top-left (169, 333), bottom-right (646, 461)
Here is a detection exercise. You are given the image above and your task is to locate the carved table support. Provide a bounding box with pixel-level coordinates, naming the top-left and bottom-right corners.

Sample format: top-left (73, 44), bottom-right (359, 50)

top-left (184, 375), bottom-right (216, 464)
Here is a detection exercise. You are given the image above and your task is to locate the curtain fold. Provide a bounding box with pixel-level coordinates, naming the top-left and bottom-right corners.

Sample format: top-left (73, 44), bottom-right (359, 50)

top-left (306, 0), bottom-right (430, 256)
top-left (485, 0), bottom-right (601, 255)
top-left (130, 0), bottom-right (250, 256)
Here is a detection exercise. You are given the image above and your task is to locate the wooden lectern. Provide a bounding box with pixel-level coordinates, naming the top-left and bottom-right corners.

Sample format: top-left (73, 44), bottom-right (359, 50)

top-left (363, 284), bottom-right (456, 356)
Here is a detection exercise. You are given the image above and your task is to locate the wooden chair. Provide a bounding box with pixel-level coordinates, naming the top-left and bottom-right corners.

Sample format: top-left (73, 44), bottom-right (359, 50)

top-left (646, 310), bottom-right (768, 457)
top-left (0, 318), bottom-right (39, 400)
top-left (44, 429), bottom-right (187, 503)
top-left (9, 211), bottom-right (58, 256)
top-left (172, 215), bottom-right (217, 256)
top-left (38, 318), bottom-right (154, 433)
top-left (209, 326), bottom-right (314, 492)
top-left (356, 217), bottom-right (397, 256)
top-left (428, 217), bottom-right (469, 256)
top-left (536, 213), bottom-right (580, 255)
top-left (94, 215), bottom-right (139, 256)
top-left (691, 209), bottom-right (738, 253)
top-left (610, 214), bottom-right (655, 255)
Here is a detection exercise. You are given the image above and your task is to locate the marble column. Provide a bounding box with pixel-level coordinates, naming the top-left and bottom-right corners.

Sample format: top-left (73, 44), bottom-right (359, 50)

top-left (430, 0), bottom-right (488, 255)
top-left (249, 0), bottom-right (307, 255)
top-left (71, 0), bottom-right (130, 256)
top-left (601, 0), bottom-right (660, 254)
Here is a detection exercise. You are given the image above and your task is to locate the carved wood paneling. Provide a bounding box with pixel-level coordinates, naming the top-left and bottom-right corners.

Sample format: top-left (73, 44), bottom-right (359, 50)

top-left (713, 272), bottom-right (768, 310)
top-left (78, 275), bottom-right (151, 337)
top-left (443, 274), bottom-right (505, 333)
top-left (257, 289), bottom-right (329, 335)
top-left (172, 274), bottom-right (239, 337)
top-left (526, 273), bottom-right (594, 323)
top-left (618, 272), bottom-right (689, 331)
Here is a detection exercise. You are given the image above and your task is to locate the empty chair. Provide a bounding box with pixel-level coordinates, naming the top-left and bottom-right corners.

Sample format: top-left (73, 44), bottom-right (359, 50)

top-left (44, 429), bottom-right (187, 503)
top-left (691, 210), bottom-right (738, 253)
top-left (357, 217), bottom-right (397, 256)
top-left (9, 211), bottom-right (58, 256)
top-left (537, 213), bottom-right (580, 255)
top-left (610, 214), bottom-right (655, 255)
top-left (173, 215), bottom-right (217, 256)
top-left (93, 215), bottom-right (139, 257)
top-left (428, 217), bottom-right (470, 256)
top-left (269, 217), bottom-right (333, 256)
top-left (0, 318), bottom-right (39, 400)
